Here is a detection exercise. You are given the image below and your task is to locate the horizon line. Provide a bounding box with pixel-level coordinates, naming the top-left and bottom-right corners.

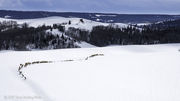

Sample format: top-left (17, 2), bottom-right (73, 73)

top-left (1, 9), bottom-right (180, 15)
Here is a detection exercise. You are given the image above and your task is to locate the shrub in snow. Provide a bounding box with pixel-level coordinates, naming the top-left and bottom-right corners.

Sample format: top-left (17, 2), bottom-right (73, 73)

top-left (80, 19), bottom-right (84, 23)
top-left (68, 20), bottom-right (71, 25)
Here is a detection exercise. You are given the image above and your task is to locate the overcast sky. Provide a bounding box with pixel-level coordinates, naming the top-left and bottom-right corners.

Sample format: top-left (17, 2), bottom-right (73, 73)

top-left (0, 0), bottom-right (180, 14)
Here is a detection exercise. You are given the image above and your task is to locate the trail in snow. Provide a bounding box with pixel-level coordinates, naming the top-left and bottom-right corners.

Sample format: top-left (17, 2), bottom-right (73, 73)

top-left (18, 54), bottom-right (104, 80)
top-left (16, 54), bottom-right (104, 101)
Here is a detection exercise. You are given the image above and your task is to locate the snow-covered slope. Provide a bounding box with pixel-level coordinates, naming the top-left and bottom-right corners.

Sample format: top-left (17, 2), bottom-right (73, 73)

top-left (0, 44), bottom-right (180, 101)
top-left (45, 28), bottom-right (96, 48)
top-left (0, 17), bottom-right (127, 30)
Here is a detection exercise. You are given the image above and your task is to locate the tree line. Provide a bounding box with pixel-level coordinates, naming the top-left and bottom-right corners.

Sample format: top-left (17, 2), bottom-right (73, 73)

top-left (0, 21), bottom-right (79, 50)
top-left (88, 20), bottom-right (180, 46)
top-left (1, 19), bottom-right (180, 50)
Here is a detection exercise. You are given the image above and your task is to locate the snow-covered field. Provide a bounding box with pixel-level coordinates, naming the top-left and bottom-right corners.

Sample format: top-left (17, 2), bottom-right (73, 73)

top-left (0, 17), bottom-right (127, 30)
top-left (0, 44), bottom-right (180, 101)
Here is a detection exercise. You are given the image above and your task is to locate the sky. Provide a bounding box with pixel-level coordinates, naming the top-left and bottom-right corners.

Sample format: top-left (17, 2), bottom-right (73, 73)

top-left (0, 0), bottom-right (180, 14)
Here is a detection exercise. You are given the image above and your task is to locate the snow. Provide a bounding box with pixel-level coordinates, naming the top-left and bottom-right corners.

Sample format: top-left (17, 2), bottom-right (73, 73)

top-left (0, 17), bottom-right (105, 30)
top-left (137, 23), bottom-right (151, 26)
top-left (4, 15), bottom-right (11, 19)
top-left (95, 14), bottom-right (117, 17)
top-left (45, 29), bottom-right (96, 48)
top-left (114, 23), bottom-right (128, 28)
top-left (0, 44), bottom-right (180, 101)
top-left (75, 41), bottom-right (96, 48)
top-left (96, 18), bottom-right (101, 21)
top-left (46, 29), bottom-right (63, 36)
top-left (0, 16), bottom-right (127, 30)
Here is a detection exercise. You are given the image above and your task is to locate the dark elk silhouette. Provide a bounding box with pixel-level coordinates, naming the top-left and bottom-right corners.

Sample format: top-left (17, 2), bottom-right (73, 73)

top-left (18, 64), bottom-right (26, 80)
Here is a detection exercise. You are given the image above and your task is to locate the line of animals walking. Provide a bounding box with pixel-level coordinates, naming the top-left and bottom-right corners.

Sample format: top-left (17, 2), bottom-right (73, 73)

top-left (18, 54), bottom-right (104, 80)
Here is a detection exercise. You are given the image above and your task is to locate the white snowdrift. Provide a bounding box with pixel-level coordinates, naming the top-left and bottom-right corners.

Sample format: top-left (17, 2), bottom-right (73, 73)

top-left (0, 44), bottom-right (180, 101)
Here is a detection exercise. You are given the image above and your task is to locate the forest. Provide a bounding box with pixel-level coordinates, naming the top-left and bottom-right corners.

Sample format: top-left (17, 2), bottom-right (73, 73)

top-left (0, 21), bottom-right (79, 50)
top-left (0, 19), bottom-right (180, 50)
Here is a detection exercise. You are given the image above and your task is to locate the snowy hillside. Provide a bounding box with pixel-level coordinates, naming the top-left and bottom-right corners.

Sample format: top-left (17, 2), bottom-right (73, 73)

top-left (0, 16), bottom-right (129, 50)
top-left (0, 44), bottom-right (180, 101)
top-left (0, 17), bottom-right (127, 30)
top-left (1, 10), bottom-right (180, 23)
top-left (45, 29), bottom-right (95, 48)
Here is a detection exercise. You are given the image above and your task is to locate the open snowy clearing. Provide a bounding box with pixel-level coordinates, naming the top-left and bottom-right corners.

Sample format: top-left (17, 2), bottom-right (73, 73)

top-left (0, 17), bottom-right (128, 30)
top-left (0, 44), bottom-right (180, 101)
